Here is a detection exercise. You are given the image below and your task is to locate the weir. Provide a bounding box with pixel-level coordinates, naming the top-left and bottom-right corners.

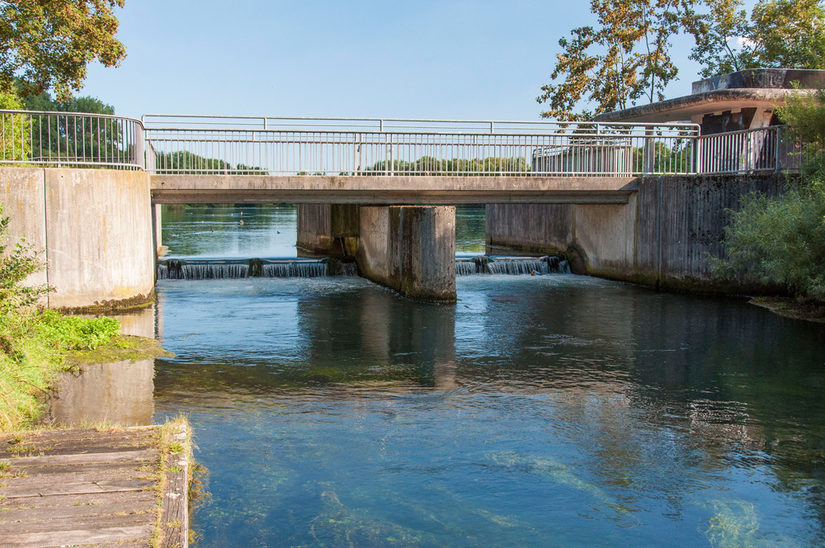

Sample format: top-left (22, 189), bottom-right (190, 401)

top-left (156, 255), bottom-right (570, 280)
top-left (157, 257), bottom-right (357, 279)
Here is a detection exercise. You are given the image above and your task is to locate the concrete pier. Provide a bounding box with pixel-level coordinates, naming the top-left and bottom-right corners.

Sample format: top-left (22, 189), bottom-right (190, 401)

top-left (357, 206), bottom-right (456, 302)
top-left (0, 167), bottom-right (155, 310)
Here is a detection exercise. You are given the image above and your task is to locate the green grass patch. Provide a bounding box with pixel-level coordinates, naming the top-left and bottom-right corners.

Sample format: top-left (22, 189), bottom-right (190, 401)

top-left (0, 308), bottom-right (170, 432)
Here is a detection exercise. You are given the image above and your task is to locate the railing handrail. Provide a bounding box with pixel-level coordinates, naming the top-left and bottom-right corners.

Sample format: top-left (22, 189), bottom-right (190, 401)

top-left (0, 108), bottom-right (144, 126)
top-left (0, 108), bottom-right (802, 176)
top-left (142, 113), bottom-right (699, 135)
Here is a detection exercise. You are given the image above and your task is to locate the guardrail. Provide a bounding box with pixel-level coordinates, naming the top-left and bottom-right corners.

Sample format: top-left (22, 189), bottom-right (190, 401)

top-left (141, 115), bottom-right (699, 177)
top-left (0, 110), bottom-right (808, 177)
top-left (697, 125), bottom-right (803, 174)
top-left (0, 109), bottom-right (145, 170)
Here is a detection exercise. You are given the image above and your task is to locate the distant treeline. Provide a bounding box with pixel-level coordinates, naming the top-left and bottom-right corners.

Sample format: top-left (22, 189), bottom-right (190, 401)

top-left (153, 150), bottom-right (266, 175)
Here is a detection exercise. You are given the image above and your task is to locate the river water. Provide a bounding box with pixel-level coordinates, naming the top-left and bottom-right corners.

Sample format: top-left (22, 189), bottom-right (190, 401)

top-left (91, 205), bottom-right (825, 545)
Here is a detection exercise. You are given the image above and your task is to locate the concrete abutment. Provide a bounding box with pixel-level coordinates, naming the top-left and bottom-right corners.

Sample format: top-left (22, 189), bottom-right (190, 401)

top-left (0, 167), bottom-right (155, 310)
top-left (486, 173), bottom-right (790, 293)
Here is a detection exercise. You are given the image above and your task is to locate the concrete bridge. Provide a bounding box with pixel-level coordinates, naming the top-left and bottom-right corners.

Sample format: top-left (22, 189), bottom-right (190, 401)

top-left (0, 110), bottom-right (800, 307)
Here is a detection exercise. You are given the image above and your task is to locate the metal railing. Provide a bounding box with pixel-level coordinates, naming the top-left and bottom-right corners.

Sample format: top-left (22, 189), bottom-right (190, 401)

top-left (697, 125), bottom-right (803, 175)
top-left (141, 115), bottom-right (699, 177)
top-left (0, 109), bottom-right (145, 170)
top-left (0, 110), bottom-right (809, 177)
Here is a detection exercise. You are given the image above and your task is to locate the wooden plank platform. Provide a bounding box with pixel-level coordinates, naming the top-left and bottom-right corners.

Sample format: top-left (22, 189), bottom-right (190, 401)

top-left (0, 425), bottom-right (189, 547)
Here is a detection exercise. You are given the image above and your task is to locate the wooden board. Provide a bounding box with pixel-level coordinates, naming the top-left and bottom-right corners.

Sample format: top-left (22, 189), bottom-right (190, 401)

top-left (0, 426), bottom-right (188, 547)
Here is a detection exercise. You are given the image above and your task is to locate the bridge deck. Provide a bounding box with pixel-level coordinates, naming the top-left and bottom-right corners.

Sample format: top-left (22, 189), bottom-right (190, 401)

top-left (150, 175), bottom-right (638, 204)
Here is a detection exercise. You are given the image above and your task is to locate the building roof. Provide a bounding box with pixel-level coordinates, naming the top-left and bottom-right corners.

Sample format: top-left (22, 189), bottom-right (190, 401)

top-left (594, 69), bottom-right (823, 124)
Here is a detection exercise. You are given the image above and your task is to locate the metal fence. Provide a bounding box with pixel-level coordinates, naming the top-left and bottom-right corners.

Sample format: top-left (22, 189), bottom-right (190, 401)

top-left (0, 110), bottom-right (811, 177)
top-left (141, 115), bottom-right (699, 177)
top-left (0, 109), bottom-right (145, 170)
top-left (697, 125), bottom-right (803, 175)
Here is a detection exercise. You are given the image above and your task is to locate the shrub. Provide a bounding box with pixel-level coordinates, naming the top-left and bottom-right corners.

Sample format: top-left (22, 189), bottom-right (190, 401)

top-left (0, 204), bottom-right (48, 314)
top-left (717, 187), bottom-right (825, 300)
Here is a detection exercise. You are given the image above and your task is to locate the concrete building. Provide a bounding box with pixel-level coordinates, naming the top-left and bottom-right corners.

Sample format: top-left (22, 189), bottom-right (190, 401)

top-left (595, 68), bottom-right (825, 133)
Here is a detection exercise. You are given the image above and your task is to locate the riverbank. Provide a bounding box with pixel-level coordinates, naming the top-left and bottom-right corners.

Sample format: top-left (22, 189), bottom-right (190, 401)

top-left (750, 296), bottom-right (825, 324)
top-left (0, 309), bottom-right (171, 431)
top-left (0, 417), bottom-right (192, 547)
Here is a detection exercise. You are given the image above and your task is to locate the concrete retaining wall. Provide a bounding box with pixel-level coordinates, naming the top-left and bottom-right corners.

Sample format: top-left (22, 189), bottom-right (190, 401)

top-left (487, 173), bottom-right (789, 292)
top-left (0, 167), bottom-right (154, 310)
top-left (357, 206), bottom-right (456, 301)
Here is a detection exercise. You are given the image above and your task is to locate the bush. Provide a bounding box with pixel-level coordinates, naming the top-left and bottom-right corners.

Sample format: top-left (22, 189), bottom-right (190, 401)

top-left (717, 187), bottom-right (825, 300)
top-left (0, 204), bottom-right (48, 314)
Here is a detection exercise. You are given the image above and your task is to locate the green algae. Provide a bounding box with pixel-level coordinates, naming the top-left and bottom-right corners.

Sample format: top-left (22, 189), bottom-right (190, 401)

top-left (67, 335), bottom-right (173, 367)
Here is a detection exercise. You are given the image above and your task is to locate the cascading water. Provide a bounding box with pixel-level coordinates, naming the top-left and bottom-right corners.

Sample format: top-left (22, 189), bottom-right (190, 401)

top-left (455, 255), bottom-right (570, 276)
top-left (159, 256), bottom-right (569, 280)
top-left (158, 258), bottom-right (357, 280)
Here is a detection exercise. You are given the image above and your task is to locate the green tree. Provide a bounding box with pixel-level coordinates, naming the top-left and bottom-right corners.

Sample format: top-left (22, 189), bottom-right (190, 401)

top-left (684, 0), bottom-right (755, 77)
top-left (537, 0), bottom-right (691, 121)
top-left (749, 0), bottom-right (825, 70)
top-left (0, 90), bottom-right (31, 161)
top-left (23, 90), bottom-right (115, 115)
top-left (540, 0), bottom-right (825, 120)
top-left (0, 0), bottom-right (126, 100)
top-left (691, 0), bottom-right (825, 77)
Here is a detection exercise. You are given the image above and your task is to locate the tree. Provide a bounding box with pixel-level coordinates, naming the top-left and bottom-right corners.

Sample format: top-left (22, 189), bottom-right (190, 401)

top-left (0, 0), bottom-right (126, 100)
top-left (684, 0), bottom-right (754, 77)
top-left (23, 90), bottom-right (115, 115)
top-left (749, 0), bottom-right (825, 70)
top-left (539, 0), bottom-right (825, 120)
top-left (537, 0), bottom-right (692, 121)
top-left (690, 0), bottom-right (825, 77)
top-left (0, 90), bottom-right (30, 161)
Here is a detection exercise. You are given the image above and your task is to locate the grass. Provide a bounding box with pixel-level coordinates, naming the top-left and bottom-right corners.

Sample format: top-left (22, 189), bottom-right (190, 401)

top-left (0, 308), bottom-right (170, 432)
top-left (153, 416), bottom-right (203, 548)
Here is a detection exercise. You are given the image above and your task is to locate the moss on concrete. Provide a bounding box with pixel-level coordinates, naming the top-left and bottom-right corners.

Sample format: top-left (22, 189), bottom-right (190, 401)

top-left (57, 291), bottom-right (156, 315)
top-left (67, 335), bottom-right (173, 367)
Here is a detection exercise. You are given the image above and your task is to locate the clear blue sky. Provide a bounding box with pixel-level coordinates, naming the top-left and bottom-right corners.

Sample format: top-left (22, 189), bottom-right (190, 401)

top-left (79, 0), bottom-right (732, 121)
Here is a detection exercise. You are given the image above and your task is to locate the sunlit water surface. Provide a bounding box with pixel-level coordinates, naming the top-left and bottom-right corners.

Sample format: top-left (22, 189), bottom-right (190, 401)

top-left (150, 272), bottom-right (825, 546)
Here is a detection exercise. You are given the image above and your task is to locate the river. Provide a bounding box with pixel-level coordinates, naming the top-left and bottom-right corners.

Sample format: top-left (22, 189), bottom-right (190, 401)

top-left (88, 205), bottom-right (825, 545)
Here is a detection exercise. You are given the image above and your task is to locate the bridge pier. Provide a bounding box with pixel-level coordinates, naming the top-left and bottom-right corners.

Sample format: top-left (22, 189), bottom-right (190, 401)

top-left (357, 206), bottom-right (456, 302)
top-left (296, 203), bottom-right (457, 301)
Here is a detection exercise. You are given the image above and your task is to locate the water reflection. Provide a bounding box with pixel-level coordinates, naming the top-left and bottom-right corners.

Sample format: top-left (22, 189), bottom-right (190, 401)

top-left (162, 203), bottom-right (299, 258)
top-left (151, 276), bottom-right (825, 546)
top-left (48, 359), bottom-right (154, 427)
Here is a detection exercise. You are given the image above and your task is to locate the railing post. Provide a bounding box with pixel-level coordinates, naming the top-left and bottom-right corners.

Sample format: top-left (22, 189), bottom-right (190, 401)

top-left (135, 123), bottom-right (146, 170)
top-left (643, 128), bottom-right (655, 175)
top-left (693, 134), bottom-right (702, 175)
top-left (775, 126), bottom-right (782, 173)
